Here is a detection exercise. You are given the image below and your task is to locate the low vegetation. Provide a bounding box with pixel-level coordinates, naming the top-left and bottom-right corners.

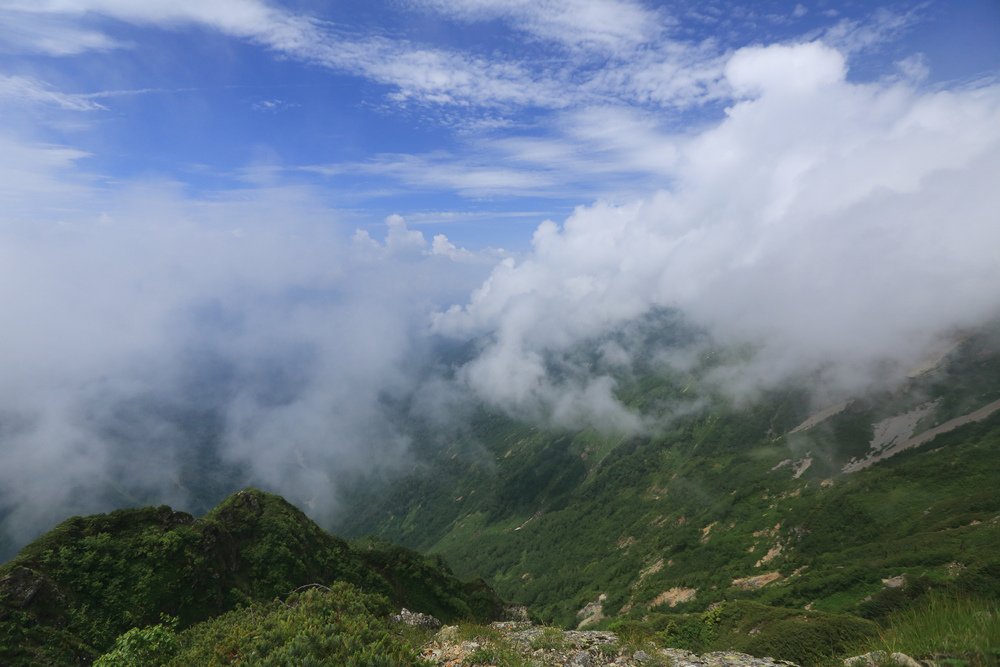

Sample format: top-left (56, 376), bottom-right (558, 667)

top-left (0, 489), bottom-right (501, 666)
top-left (854, 593), bottom-right (1000, 667)
top-left (611, 601), bottom-right (877, 665)
top-left (336, 322), bottom-right (1000, 662)
top-left (96, 583), bottom-right (428, 667)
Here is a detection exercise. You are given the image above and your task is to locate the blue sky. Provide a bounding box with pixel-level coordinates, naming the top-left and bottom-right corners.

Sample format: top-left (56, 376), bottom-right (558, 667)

top-left (1, 0), bottom-right (1000, 540)
top-left (2, 0), bottom-right (997, 249)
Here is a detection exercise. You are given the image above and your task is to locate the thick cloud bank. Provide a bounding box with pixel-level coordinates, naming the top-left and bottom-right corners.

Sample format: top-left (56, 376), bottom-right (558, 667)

top-left (436, 42), bottom-right (1000, 415)
top-left (0, 177), bottom-right (491, 548)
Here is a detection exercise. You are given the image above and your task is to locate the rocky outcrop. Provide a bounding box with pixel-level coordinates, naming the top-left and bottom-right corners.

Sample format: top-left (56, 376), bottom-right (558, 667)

top-left (391, 607), bottom-right (442, 630)
top-left (731, 572), bottom-right (782, 590)
top-left (420, 620), bottom-right (800, 666)
top-left (576, 593), bottom-right (607, 628)
top-left (650, 587), bottom-right (698, 608)
top-left (843, 651), bottom-right (922, 667)
top-left (0, 567), bottom-right (43, 609)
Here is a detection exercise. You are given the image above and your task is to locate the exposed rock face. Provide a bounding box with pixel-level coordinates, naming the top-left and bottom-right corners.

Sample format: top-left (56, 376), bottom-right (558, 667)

top-left (504, 604), bottom-right (530, 621)
top-left (754, 544), bottom-right (782, 568)
top-left (843, 651), bottom-right (922, 667)
top-left (0, 567), bottom-right (43, 609)
top-left (650, 586), bottom-right (697, 608)
top-left (732, 572), bottom-right (782, 590)
top-left (638, 558), bottom-right (664, 583)
top-left (664, 649), bottom-right (799, 666)
top-left (390, 607), bottom-right (442, 630)
top-left (843, 397), bottom-right (1000, 472)
top-left (421, 620), bottom-right (800, 666)
top-left (577, 593), bottom-right (607, 628)
top-left (788, 400), bottom-right (851, 434)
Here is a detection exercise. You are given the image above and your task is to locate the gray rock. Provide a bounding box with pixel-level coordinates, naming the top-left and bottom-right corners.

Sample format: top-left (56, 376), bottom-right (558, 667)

top-left (844, 651), bottom-right (922, 667)
top-left (421, 620), bottom-right (805, 666)
top-left (505, 604), bottom-right (531, 621)
top-left (0, 566), bottom-right (42, 608)
top-left (390, 607), bottom-right (442, 630)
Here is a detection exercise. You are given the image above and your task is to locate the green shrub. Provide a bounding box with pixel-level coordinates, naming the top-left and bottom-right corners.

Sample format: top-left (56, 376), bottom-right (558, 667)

top-left (1, 489), bottom-right (502, 666)
top-left (159, 582), bottom-right (425, 666)
top-left (94, 619), bottom-right (179, 667)
top-left (658, 604), bottom-right (724, 653)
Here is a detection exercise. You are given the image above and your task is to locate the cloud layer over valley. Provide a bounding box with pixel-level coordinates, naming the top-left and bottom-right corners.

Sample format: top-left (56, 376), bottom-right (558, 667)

top-left (1, 0), bottom-right (998, 553)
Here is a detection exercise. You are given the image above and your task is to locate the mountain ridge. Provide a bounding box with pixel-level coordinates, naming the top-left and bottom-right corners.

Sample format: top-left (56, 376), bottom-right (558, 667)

top-left (0, 488), bottom-right (504, 666)
top-left (334, 324), bottom-right (1000, 643)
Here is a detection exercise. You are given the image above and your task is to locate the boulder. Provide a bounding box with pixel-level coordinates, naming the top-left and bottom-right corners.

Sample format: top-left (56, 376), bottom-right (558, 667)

top-left (390, 607), bottom-right (442, 630)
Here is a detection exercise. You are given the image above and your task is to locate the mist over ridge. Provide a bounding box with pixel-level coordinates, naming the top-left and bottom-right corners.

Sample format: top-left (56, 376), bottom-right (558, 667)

top-left (1, 1), bottom-right (999, 557)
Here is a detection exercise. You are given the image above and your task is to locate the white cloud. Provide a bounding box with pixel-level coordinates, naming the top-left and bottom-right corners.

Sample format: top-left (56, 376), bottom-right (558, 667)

top-left (725, 42), bottom-right (846, 96)
top-left (340, 40), bottom-right (565, 108)
top-left (3, 0), bottom-right (919, 122)
top-left (436, 42), bottom-right (1000, 411)
top-left (2, 0), bottom-right (282, 38)
top-left (309, 152), bottom-right (561, 197)
top-left (586, 44), bottom-right (729, 108)
top-left (407, 0), bottom-right (666, 54)
top-left (0, 10), bottom-right (122, 55)
top-left (0, 135), bottom-right (100, 221)
top-left (0, 0), bottom-right (752, 115)
top-left (0, 0), bottom-right (568, 109)
top-left (895, 53), bottom-right (929, 83)
top-left (820, 7), bottom-right (919, 56)
top-left (504, 106), bottom-right (677, 177)
top-left (1, 0), bottom-right (995, 552)
top-left (0, 130), bottom-right (497, 546)
top-left (0, 74), bottom-right (106, 110)
top-left (299, 108), bottom-right (685, 200)
top-left (251, 98), bottom-right (298, 113)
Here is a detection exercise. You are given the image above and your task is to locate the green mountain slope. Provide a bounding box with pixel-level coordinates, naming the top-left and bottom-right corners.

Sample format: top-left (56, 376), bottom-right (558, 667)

top-left (0, 488), bottom-right (503, 666)
top-left (336, 326), bottom-right (1000, 634)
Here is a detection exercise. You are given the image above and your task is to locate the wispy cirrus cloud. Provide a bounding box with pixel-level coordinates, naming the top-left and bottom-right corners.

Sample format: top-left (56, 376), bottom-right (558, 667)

top-left (0, 10), bottom-right (122, 55)
top-left (302, 153), bottom-right (561, 197)
top-left (0, 74), bottom-right (106, 110)
top-left (0, 0), bottom-right (732, 115)
top-left (296, 106), bottom-right (683, 200)
top-left (819, 6), bottom-right (922, 56)
top-left (0, 0), bottom-right (926, 119)
top-left (405, 0), bottom-right (668, 54)
top-left (0, 0), bottom-right (569, 109)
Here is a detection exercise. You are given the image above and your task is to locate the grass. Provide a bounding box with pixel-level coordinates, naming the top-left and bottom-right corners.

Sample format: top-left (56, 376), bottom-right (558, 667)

top-left (453, 622), bottom-right (504, 643)
top-left (856, 593), bottom-right (1000, 666)
top-left (528, 626), bottom-right (567, 650)
top-left (464, 644), bottom-right (538, 666)
top-left (612, 600), bottom-right (877, 666)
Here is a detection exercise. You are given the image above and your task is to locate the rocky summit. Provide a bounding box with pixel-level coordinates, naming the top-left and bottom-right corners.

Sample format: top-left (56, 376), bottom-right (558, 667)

top-left (420, 620), bottom-right (800, 667)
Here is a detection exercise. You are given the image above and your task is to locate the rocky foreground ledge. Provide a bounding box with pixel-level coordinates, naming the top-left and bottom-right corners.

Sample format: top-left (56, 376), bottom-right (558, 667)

top-left (418, 620), bottom-right (799, 667)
